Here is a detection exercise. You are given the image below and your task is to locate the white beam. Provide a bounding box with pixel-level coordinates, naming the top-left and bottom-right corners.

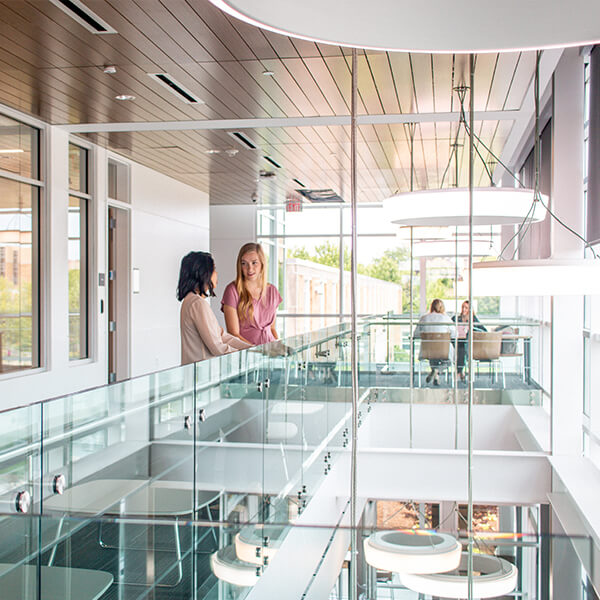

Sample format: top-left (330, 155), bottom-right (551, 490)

top-left (60, 110), bottom-right (520, 134)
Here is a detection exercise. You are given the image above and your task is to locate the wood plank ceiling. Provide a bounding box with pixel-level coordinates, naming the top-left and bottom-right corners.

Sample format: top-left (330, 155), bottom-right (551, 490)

top-left (0, 0), bottom-right (538, 204)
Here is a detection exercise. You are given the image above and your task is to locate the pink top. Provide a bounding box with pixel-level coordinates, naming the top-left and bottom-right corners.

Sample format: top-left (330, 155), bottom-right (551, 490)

top-left (221, 282), bottom-right (283, 346)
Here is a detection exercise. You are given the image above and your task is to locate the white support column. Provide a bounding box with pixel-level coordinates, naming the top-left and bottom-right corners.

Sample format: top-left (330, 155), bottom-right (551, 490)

top-left (551, 48), bottom-right (585, 260)
top-left (550, 47), bottom-right (585, 457)
top-left (46, 126), bottom-right (70, 371)
top-left (419, 257), bottom-right (427, 315)
top-left (551, 517), bottom-right (584, 600)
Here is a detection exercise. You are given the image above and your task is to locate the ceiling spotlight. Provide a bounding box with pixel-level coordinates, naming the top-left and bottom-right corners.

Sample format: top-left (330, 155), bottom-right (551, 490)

top-left (205, 149), bottom-right (221, 154)
top-left (262, 70), bottom-right (275, 76)
top-left (103, 65), bottom-right (117, 74)
top-left (224, 148), bottom-right (239, 157)
top-left (115, 94), bottom-right (135, 101)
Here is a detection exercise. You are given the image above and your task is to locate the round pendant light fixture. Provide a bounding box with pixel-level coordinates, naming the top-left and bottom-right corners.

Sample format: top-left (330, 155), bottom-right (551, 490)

top-left (400, 552), bottom-right (518, 599)
top-left (235, 524), bottom-right (286, 565)
top-left (384, 188), bottom-right (548, 227)
top-left (205, 0), bottom-right (600, 53)
top-left (271, 401), bottom-right (324, 415)
top-left (413, 239), bottom-right (493, 258)
top-left (364, 530), bottom-right (461, 574)
top-left (266, 421), bottom-right (299, 441)
top-left (210, 545), bottom-right (260, 587)
top-left (472, 259), bottom-right (600, 296)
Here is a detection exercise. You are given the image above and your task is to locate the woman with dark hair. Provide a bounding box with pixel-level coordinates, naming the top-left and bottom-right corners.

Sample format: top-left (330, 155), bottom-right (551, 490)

top-left (452, 300), bottom-right (487, 381)
top-left (177, 251), bottom-right (250, 365)
top-left (221, 242), bottom-right (282, 345)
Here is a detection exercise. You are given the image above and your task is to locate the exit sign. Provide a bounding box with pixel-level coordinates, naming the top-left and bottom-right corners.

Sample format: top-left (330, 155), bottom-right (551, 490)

top-left (286, 199), bottom-right (303, 212)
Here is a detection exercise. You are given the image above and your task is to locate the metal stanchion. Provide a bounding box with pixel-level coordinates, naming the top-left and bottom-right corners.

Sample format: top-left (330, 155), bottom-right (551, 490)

top-left (349, 47), bottom-right (359, 600)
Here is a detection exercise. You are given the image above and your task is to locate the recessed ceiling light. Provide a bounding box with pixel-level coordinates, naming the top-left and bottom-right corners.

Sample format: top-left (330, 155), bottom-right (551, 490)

top-left (205, 149), bottom-right (221, 154)
top-left (262, 70), bottom-right (275, 76)
top-left (115, 94), bottom-right (135, 101)
top-left (148, 73), bottom-right (205, 104)
top-left (0, 149), bottom-right (25, 154)
top-left (103, 65), bottom-right (117, 74)
top-left (49, 0), bottom-right (117, 34)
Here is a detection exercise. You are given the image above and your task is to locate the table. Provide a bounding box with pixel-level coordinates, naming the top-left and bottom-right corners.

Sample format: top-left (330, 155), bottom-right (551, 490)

top-left (0, 563), bottom-right (113, 600)
top-left (44, 479), bottom-right (222, 587)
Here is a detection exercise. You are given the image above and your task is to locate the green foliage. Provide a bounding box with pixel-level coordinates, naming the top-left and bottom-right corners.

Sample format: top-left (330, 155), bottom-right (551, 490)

top-left (363, 248), bottom-right (409, 284)
top-left (476, 295), bottom-right (500, 315)
top-left (0, 276), bottom-right (33, 365)
top-left (287, 245), bottom-right (463, 316)
top-left (0, 277), bottom-right (32, 313)
top-left (426, 277), bottom-right (453, 301)
top-left (289, 242), bottom-right (352, 270)
top-left (69, 269), bottom-right (80, 312)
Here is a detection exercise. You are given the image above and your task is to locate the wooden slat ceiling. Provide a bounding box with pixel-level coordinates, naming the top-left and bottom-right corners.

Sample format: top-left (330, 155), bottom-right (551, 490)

top-left (0, 0), bottom-right (538, 204)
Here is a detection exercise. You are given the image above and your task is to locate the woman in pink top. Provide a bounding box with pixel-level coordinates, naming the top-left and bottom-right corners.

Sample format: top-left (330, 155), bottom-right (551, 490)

top-left (177, 251), bottom-right (250, 365)
top-left (221, 243), bottom-right (282, 346)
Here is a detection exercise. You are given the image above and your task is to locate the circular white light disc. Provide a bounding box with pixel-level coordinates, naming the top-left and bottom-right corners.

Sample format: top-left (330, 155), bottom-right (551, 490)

top-left (364, 531), bottom-right (461, 574)
top-left (384, 188), bottom-right (547, 227)
top-left (210, 545), bottom-right (259, 587)
top-left (414, 239), bottom-right (493, 258)
top-left (235, 525), bottom-right (286, 565)
top-left (206, 0), bottom-right (600, 53)
top-left (271, 401), bottom-right (324, 415)
top-left (473, 259), bottom-right (600, 296)
top-left (266, 421), bottom-right (299, 441)
top-left (401, 552), bottom-right (518, 599)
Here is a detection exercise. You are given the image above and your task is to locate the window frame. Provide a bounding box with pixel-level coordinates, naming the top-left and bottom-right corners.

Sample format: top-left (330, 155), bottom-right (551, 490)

top-left (68, 141), bottom-right (92, 362)
top-left (0, 107), bottom-right (44, 377)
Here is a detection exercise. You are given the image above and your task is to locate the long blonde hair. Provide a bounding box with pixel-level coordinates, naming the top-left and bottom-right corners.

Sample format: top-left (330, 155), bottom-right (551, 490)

top-left (235, 242), bottom-right (268, 324)
top-left (430, 298), bottom-right (445, 314)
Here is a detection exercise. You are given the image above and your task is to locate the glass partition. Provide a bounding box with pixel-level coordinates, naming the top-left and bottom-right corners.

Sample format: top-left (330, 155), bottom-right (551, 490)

top-left (0, 510), bottom-right (592, 600)
top-left (0, 314), bottom-right (561, 600)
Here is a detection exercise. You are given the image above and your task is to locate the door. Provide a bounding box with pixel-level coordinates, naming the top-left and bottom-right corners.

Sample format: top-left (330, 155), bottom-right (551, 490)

top-left (107, 206), bottom-right (131, 383)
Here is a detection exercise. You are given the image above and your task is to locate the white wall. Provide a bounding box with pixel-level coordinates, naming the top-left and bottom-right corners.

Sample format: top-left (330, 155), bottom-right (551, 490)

top-left (129, 161), bottom-right (209, 377)
top-left (0, 123), bottom-right (209, 410)
top-left (209, 204), bottom-right (257, 328)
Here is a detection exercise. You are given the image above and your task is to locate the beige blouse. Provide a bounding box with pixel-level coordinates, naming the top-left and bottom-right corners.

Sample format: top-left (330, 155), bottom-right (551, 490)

top-left (180, 292), bottom-right (250, 365)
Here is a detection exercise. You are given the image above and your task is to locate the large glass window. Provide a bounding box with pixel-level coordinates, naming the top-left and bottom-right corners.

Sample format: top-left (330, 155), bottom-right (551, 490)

top-left (68, 143), bottom-right (90, 360)
top-left (0, 115), bottom-right (40, 372)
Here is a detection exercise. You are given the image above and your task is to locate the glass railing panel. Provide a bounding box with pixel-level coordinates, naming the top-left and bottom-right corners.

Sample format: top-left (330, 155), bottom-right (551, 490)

top-left (361, 315), bottom-right (543, 397)
top-left (0, 403), bottom-right (41, 516)
top-left (40, 364), bottom-right (198, 522)
top-left (0, 509), bottom-right (593, 600)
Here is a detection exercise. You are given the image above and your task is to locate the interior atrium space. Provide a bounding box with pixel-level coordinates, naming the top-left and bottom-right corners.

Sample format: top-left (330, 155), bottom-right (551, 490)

top-left (1, 1), bottom-right (600, 599)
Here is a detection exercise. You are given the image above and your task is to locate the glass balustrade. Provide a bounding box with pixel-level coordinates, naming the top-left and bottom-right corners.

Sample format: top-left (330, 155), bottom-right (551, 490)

top-left (0, 316), bottom-right (559, 599)
top-left (0, 510), bottom-right (590, 600)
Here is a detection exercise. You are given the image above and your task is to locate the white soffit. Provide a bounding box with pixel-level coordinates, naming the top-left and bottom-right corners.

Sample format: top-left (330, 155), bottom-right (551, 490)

top-left (207, 0), bottom-right (600, 53)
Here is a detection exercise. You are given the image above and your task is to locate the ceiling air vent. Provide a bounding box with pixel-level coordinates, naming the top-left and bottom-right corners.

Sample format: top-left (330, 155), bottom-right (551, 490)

top-left (49, 0), bottom-right (117, 34)
top-left (296, 189), bottom-right (344, 203)
top-left (228, 132), bottom-right (258, 150)
top-left (148, 74), bottom-right (204, 104)
top-left (263, 156), bottom-right (282, 169)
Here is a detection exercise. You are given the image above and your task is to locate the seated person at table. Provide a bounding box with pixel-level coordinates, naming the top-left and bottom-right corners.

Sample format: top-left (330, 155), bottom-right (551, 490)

top-left (414, 299), bottom-right (455, 386)
top-left (451, 300), bottom-right (487, 381)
